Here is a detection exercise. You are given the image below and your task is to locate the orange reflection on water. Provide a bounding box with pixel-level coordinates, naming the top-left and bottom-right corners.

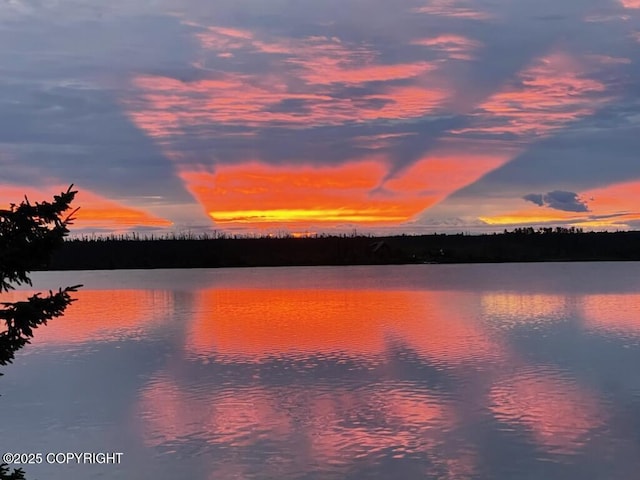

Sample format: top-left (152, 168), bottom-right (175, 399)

top-left (489, 368), bottom-right (605, 455)
top-left (481, 293), bottom-right (569, 326)
top-left (2, 290), bottom-right (173, 345)
top-left (186, 288), bottom-right (501, 365)
top-left (186, 288), bottom-right (395, 360)
top-left (581, 294), bottom-right (640, 336)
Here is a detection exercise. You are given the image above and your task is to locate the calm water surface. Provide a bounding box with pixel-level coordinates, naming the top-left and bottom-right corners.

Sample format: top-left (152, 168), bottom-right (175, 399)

top-left (2, 263), bottom-right (640, 479)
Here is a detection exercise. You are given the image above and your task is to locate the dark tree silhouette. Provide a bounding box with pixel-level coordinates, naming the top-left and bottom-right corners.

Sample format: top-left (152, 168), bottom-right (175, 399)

top-left (0, 185), bottom-right (81, 480)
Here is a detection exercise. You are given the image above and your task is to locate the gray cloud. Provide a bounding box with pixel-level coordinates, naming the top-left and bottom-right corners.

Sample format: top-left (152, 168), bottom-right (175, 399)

top-left (524, 190), bottom-right (590, 212)
top-left (522, 193), bottom-right (544, 206)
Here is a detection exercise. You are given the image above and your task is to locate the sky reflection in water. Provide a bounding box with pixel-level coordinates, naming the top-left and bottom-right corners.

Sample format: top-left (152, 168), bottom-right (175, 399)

top-left (2, 264), bottom-right (640, 479)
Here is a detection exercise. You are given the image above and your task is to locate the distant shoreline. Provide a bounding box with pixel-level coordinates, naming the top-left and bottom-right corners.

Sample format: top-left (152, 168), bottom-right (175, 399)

top-left (43, 230), bottom-right (640, 271)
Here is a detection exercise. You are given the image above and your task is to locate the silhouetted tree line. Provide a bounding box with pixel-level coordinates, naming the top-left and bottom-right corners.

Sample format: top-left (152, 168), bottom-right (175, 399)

top-left (1, 186), bottom-right (80, 480)
top-left (44, 228), bottom-right (640, 270)
top-left (504, 226), bottom-right (584, 235)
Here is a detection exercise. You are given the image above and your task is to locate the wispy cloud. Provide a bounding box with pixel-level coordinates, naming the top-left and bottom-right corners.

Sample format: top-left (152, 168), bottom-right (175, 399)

top-left (451, 52), bottom-right (610, 138)
top-left (413, 0), bottom-right (493, 20)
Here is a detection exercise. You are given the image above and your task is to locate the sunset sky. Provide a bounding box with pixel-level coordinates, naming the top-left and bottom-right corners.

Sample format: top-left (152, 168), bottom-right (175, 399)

top-left (1, 0), bottom-right (639, 234)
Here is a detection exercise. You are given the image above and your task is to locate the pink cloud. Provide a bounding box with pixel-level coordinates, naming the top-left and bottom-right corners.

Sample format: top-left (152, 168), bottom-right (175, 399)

top-left (414, 0), bottom-right (493, 19)
top-left (452, 51), bottom-right (609, 137)
top-left (411, 34), bottom-right (482, 61)
top-left (620, 0), bottom-right (640, 8)
top-left (125, 72), bottom-right (446, 133)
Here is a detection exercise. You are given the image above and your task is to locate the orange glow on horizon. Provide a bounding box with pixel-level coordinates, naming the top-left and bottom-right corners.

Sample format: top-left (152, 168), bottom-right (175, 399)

top-left (481, 179), bottom-right (640, 229)
top-left (209, 208), bottom-right (407, 223)
top-left (0, 184), bottom-right (172, 230)
top-left (584, 181), bottom-right (640, 212)
top-left (178, 140), bottom-right (522, 230)
top-left (179, 160), bottom-right (436, 228)
top-left (479, 210), bottom-right (579, 226)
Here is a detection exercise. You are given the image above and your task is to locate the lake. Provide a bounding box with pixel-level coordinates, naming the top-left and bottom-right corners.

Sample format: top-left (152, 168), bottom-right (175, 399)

top-left (2, 263), bottom-right (640, 479)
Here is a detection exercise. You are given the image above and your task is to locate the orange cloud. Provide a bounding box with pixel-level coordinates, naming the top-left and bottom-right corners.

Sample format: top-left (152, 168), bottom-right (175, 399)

top-left (385, 146), bottom-right (516, 201)
top-left (178, 160), bottom-right (433, 228)
top-left (172, 137), bottom-right (521, 230)
top-left (583, 180), bottom-right (640, 213)
top-left (453, 52), bottom-right (608, 137)
top-left (573, 180), bottom-right (640, 229)
top-left (0, 184), bottom-right (172, 230)
top-left (73, 191), bottom-right (173, 229)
